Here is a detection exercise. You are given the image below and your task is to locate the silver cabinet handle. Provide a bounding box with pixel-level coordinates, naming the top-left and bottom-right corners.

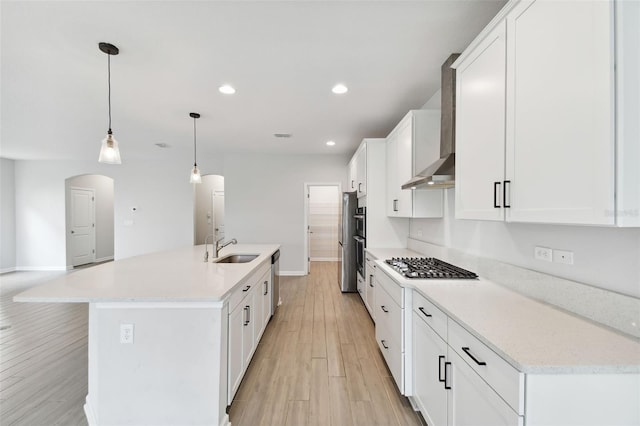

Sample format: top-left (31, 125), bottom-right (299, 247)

top-left (263, 281), bottom-right (268, 295)
top-left (381, 305), bottom-right (388, 313)
top-left (381, 340), bottom-right (389, 350)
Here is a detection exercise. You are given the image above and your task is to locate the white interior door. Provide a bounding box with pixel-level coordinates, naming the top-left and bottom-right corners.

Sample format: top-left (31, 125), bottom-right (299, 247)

top-left (70, 187), bottom-right (95, 267)
top-left (308, 185), bottom-right (340, 261)
top-left (213, 190), bottom-right (225, 241)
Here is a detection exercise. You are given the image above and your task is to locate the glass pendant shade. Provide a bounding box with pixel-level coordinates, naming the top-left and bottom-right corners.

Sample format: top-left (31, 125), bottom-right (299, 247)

top-left (98, 132), bottom-right (122, 164)
top-left (190, 164), bottom-right (202, 184)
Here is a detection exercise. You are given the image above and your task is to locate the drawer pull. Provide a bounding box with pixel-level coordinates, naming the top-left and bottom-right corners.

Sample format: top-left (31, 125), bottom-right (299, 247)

top-left (242, 285), bottom-right (251, 292)
top-left (263, 281), bottom-right (268, 295)
top-left (462, 347), bottom-right (487, 366)
top-left (444, 361), bottom-right (452, 390)
top-left (438, 355), bottom-right (446, 382)
top-left (380, 305), bottom-right (389, 313)
top-left (369, 275), bottom-right (374, 287)
top-left (380, 340), bottom-right (389, 350)
top-left (418, 307), bottom-right (432, 318)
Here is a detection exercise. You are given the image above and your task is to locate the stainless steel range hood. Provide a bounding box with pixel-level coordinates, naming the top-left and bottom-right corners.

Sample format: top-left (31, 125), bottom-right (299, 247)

top-left (402, 53), bottom-right (460, 190)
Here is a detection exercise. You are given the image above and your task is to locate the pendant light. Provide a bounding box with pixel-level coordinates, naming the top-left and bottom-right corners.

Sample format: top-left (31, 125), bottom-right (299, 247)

top-left (189, 112), bottom-right (202, 184)
top-left (98, 42), bottom-right (122, 164)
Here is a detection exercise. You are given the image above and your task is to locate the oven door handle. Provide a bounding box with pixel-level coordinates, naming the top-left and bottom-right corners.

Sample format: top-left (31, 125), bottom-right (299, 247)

top-left (353, 236), bottom-right (365, 243)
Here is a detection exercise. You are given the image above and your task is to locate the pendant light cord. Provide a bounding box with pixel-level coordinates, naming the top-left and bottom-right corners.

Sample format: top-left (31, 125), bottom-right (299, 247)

top-left (193, 117), bottom-right (197, 167)
top-left (107, 53), bottom-right (112, 133)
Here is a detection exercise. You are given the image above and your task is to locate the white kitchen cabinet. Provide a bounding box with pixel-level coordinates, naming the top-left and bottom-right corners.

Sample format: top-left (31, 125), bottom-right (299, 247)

top-left (364, 253), bottom-right (376, 321)
top-left (386, 110), bottom-right (443, 218)
top-left (374, 268), bottom-right (406, 393)
top-left (413, 310), bottom-right (448, 426)
top-left (455, 21), bottom-right (507, 221)
top-left (348, 157), bottom-right (357, 192)
top-left (454, 0), bottom-right (639, 226)
top-left (356, 272), bottom-right (365, 301)
top-left (228, 262), bottom-right (271, 402)
top-left (356, 143), bottom-right (367, 197)
top-left (447, 349), bottom-right (523, 426)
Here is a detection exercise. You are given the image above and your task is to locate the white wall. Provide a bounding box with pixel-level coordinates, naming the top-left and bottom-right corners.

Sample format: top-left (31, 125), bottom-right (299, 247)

top-left (1, 158), bottom-right (17, 272)
top-left (14, 154), bottom-right (224, 270)
top-left (224, 153), bottom-right (349, 274)
top-left (65, 174), bottom-right (115, 264)
top-left (410, 91), bottom-right (640, 299)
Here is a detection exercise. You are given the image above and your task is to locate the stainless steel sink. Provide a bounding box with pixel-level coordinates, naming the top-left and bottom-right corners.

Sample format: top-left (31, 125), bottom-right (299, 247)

top-left (214, 254), bottom-right (259, 264)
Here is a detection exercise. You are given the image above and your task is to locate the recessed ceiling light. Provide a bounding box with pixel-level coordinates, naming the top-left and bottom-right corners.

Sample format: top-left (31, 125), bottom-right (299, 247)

top-left (326, 140), bottom-right (336, 146)
top-left (219, 84), bottom-right (236, 95)
top-left (332, 84), bottom-right (348, 94)
top-left (154, 142), bottom-right (170, 149)
top-left (274, 133), bottom-right (292, 138)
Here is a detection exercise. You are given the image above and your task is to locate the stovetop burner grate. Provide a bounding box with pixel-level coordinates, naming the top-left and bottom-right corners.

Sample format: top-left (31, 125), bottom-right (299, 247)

top-left (385, 257), bottom-right (478, 279)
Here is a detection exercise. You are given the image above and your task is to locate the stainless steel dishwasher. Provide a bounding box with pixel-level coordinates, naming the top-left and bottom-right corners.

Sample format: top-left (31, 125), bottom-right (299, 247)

top-left (270, 250), bottom-right (280, 316)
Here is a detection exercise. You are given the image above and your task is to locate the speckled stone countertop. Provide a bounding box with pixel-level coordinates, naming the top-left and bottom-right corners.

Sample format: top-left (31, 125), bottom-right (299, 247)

top-left (14, 244), bottom-right (280, 304)
top-left (367, 247), bottom-right (640, 374)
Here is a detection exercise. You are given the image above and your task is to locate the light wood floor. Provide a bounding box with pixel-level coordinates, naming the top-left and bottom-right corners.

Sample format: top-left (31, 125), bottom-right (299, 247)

top-left (229, 262), bottom-right (423, 426)
top-left (0, 263), bottom-right (423, 426)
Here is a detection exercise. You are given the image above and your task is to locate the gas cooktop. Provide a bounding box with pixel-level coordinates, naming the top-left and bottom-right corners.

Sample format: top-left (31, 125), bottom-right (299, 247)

top-left (385, 257), bottom-right (478, 279)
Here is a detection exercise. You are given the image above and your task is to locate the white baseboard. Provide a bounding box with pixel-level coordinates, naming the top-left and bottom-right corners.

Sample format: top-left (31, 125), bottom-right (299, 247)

top-left (16, 266), bottom-right (67, 272)
top-left (94, 256), bottom-right (114, 263)
top-left (0, 266), bottom-right (16, 274)
top-left (279, 270), bottom-right (306, 276)
top-left (220, 414), bottom-right (231, 426)
top-left (83, 399), bottom-right (97, 426)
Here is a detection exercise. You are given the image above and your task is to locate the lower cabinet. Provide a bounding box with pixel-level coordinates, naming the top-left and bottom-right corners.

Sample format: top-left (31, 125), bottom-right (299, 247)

top-left (411, 290), bottom-right (523, 426)
top-left (447, 349), bottom-right (523, 426)
top-left (364, 256), bottom-right (376, 321)
top-left (375, 268), bottom-right (405, 393)
top-left (228, 262), bottom-right (272, 403)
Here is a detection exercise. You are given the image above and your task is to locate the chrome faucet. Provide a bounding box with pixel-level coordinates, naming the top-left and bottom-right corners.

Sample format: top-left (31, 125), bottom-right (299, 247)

top-left (215, 238), bottom-right (237, 258)
top-left (203, 234), bottom-right (215, 262)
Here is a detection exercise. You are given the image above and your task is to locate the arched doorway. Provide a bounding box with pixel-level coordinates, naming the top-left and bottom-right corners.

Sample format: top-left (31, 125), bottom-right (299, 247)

top-left (65, 174), bottom-right (114, 269)
top-left (194, 175), bottom-right (225, 245)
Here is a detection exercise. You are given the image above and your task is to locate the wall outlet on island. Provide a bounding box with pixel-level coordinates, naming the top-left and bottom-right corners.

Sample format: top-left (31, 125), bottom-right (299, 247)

top-left (553, 249), bottom-right (574, 265)
top-left (534, 246), bottom-right (553, 262)
top-left (120, 324), bottom-right (134, 344)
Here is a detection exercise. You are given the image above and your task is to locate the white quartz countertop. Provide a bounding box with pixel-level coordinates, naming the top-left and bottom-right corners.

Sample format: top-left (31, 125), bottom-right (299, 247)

top-left (14, 244), bottom-right (280, 304)
top-left (367, 247), bottom-right (640, 374)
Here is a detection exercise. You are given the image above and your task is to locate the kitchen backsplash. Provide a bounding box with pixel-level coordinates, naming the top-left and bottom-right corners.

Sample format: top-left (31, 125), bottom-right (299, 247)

top-left (407, 237), bottom-right (640, 340)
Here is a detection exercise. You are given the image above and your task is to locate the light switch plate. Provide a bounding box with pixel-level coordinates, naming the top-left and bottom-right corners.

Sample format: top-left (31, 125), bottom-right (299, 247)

top-left (120, 324), bottom-right (134, 344)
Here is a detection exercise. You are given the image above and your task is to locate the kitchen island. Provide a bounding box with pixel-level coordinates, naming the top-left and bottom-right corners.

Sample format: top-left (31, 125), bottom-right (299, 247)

top-left (14, 244), bottom-right (280, 426)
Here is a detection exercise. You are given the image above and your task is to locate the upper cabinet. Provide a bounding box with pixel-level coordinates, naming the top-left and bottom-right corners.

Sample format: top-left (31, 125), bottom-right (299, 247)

top-left (454, 0), bottom-right (639, 226)
top-left (356, 143), bottom-right (367, 197)
top-left (348, 157), bottom-right (357, 193)
top-left (386, 110), bottom-right (444, 218)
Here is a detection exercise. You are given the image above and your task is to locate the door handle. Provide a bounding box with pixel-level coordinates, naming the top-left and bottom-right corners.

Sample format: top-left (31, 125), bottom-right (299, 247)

top-left (358, 182), bottom-right (362, 193)
top-left (369, 275), bottom-right (374, 287)
top-left (461, 347), bottom-right (486, 366)
top-left (381, 305), bottom-right (389, 313)
top-left (493, 182), bottom-right (501, 208)
top-left (380, 340), bottom-right (389, 350)
top-left (438, 355), bottom-right (446, 382)
top-left (393, 199), bottom-right (398, 212)
top-left (418, 307), bottom-right (432, 318)
top-left (503, 180), bottom-right (511, 208)
top-left (444, 361), bottom-right (452, 390)
top-left (263, 281), bottom-right (268, 295)
top-left (242, 285), bottom-right (251, 292)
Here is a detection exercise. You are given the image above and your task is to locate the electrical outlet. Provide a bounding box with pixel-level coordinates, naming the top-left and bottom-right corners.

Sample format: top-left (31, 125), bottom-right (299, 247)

top-left (553, 249), bottom-right (574, 265)
top-left (534, 246), bottom-right (553, 262)
top-left (120, 324), bottom-right (134, 344)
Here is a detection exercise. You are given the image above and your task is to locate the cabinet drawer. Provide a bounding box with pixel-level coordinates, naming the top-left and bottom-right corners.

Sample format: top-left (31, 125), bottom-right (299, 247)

top-left (376, 284), bottom-right (403, 348)
top-left (376, 268), bottom-right (403, 307)
top-left (376, 318), bottom-right (404, 393)
top-left (228, 262), bottom-right (270, 312)
top-left (448, 319), bottom-right (524, 414)
top-left (412, 290), bottom-right (447, 341)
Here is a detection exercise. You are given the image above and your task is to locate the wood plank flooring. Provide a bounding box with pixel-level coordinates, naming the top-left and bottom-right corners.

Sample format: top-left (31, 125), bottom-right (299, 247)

top-left (230, 262), bottom-right (423, 426)
top-left (0, 271), bottom-right (88, 426)
top-left (0, 263), bottom-right (423, 425)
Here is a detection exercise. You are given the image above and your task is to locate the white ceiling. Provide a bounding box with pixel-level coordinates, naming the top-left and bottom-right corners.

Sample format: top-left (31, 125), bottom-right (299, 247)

top-left (1, 0), bottom-right (505, 161)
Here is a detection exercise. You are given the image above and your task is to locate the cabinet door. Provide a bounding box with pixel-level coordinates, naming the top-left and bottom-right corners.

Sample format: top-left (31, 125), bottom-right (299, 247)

top-left (395, 121), bottom-right (414, 217)
top-left (365, 264), bottom-right (375, 321)
top-left (386, 136), bottom-right (399, 216)
top-left (252, 282), bottom-right (264, 349)
top-left (455, 21), bottom-right (507, 221)
top-left (357, 272), bottom-right (365, 302)
top-left (413, 313), bottom-right (448, 426)
top-left (447, 350), bottom-right (522, 426)
top-left (356, 143), bottom-right (367, 197)
top-left (348, 157), bottom-right (357, 192)
top-left (505, 0), bottom-right (614, 225)
top-left (228, 303), bottom-right (245, 401)
top-left (242, 292), bottom-right (255, 368)
top-left (260, 274), bottom-right (271, 336)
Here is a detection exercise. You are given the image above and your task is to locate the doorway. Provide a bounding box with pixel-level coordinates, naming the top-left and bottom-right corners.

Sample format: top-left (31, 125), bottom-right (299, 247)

top-left (304, 183), bottom-right (341, 274)
top-left (65, 175), bottom-right (114, 269)
top-left (194, 175), bottom-right (225, 244)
